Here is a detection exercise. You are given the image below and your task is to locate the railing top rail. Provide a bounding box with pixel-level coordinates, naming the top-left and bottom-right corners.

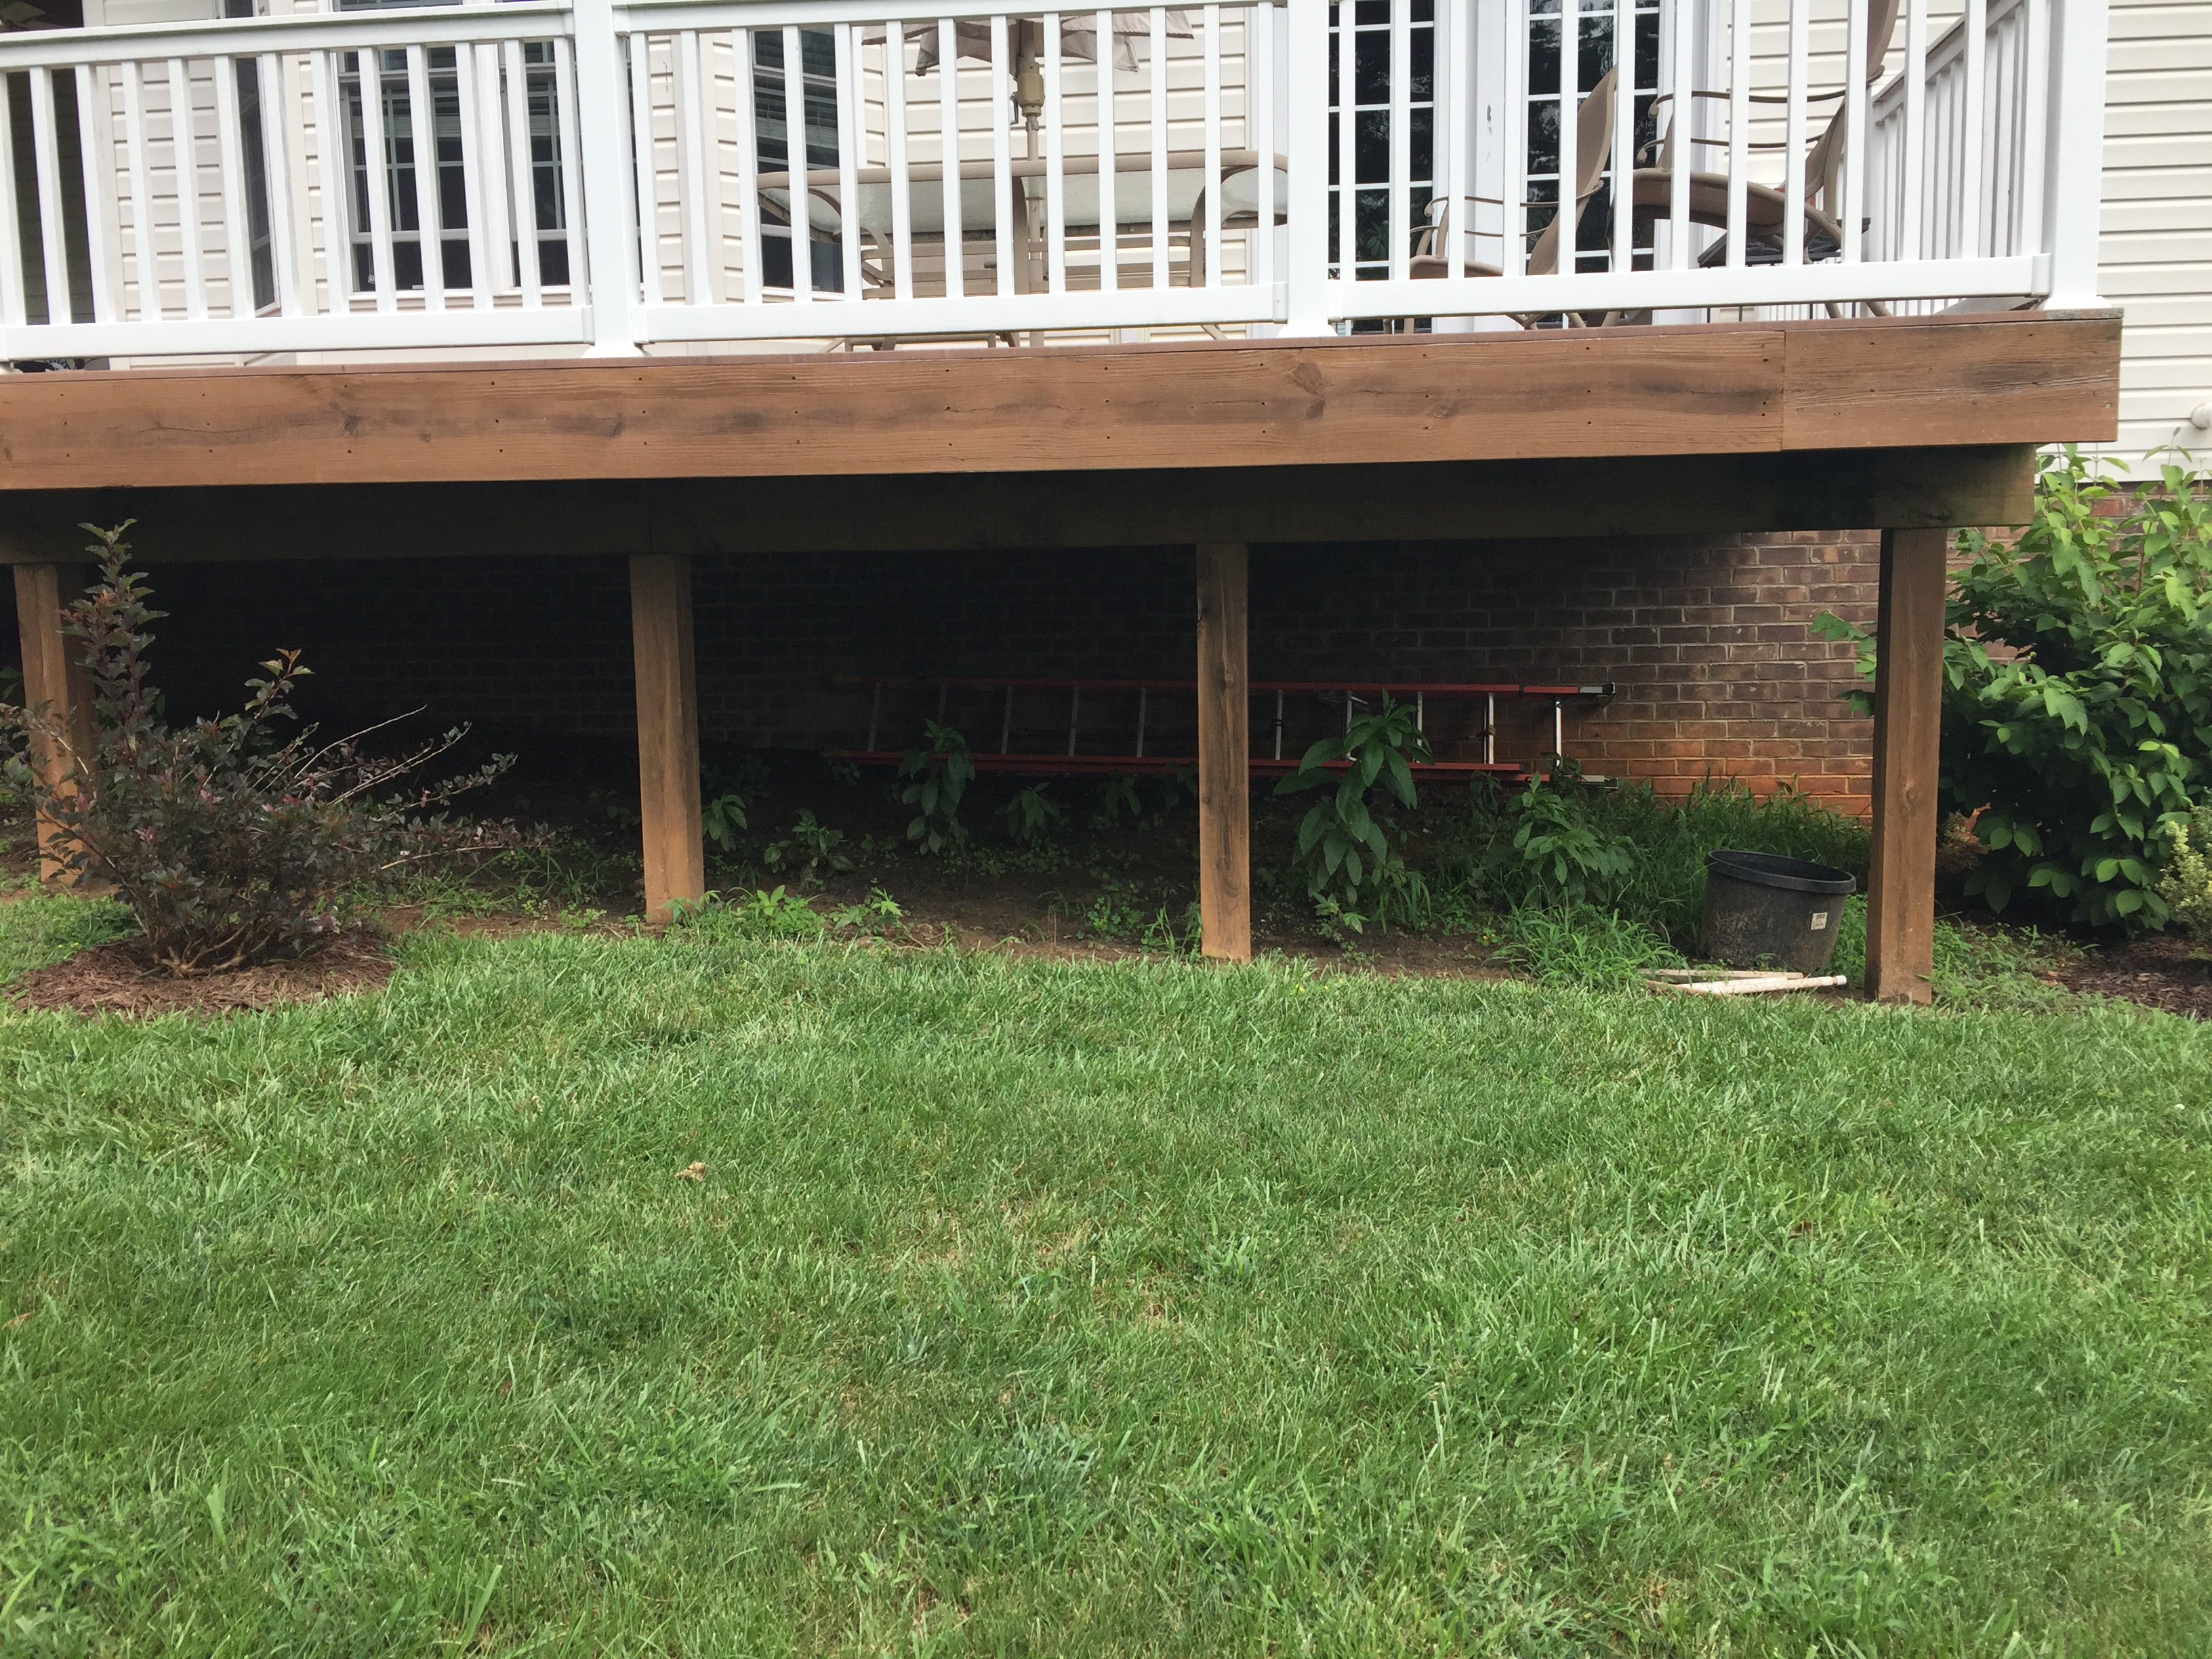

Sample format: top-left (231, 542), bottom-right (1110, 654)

top-left (0, 0), bottom-right (573, 67)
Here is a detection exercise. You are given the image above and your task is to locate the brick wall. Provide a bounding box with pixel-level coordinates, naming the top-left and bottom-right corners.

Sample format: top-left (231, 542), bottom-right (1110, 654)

top-left (3, 527), bottom-right (1882, 815)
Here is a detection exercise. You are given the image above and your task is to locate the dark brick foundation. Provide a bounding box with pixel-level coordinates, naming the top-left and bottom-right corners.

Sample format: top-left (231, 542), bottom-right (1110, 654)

top-left (4, 527), bottom-right (1881, 815)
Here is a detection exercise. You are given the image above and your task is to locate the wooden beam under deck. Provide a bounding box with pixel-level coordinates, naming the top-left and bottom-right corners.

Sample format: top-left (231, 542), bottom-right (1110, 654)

top-left (0, 447), bottom-right (2039, 566)
top-left (0, 312), bottom-right (2116, 494)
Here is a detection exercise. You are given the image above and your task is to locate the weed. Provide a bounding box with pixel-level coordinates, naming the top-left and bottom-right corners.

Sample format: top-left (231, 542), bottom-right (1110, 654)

top-left (669, 885), bottom-right (825, 941)
top-left (1090, 773), bottom-right (1143, 831)
top-left (897, 722), bottom-right (973, 856)
top-left (1000, 783), bottom-right (1065, 844)
top-left (1494, 902), bottom-right (1685, 987)
top-left (1274, 694), bottom-right (1433, 925)
top-left (826, 886), bottom-right (906, 936)
top-left (762, 810), bottom-right (854, 889)
top-left (701, 790), bottom-right (748, 854)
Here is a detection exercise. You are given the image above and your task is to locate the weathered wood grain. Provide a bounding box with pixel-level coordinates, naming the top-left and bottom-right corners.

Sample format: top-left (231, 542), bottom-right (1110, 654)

top-left (629, 552), bottom-right (705, 926)
top-left (1195, 541), bottom-right (1252, 964)
top-left (1865, 527), bottom-right (1948, 1005)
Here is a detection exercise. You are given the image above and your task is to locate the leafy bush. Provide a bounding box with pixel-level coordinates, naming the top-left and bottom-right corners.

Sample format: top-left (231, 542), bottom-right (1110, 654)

top-left (1273, 695), bottom-right (1433, 928)
top-left (897, 721), bottom-right (973, 856)
top-left (1820, 449), bottom-right (2212, 929)
top-left (2158, 808), bottom-right (2212, 943)
top-left (0, 528), bottom-right (528, 976)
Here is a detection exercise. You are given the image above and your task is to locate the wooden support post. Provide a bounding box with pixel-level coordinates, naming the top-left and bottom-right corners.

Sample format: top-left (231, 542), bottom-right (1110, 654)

top-left (1866, 527), bottom-right (1946, 1005)
top-left (12, 562), bottom-right (93, 886)
top-left (628, 552), bottom-right (705, 926)
top-left (1195, 541), bottom-right (1251, 963)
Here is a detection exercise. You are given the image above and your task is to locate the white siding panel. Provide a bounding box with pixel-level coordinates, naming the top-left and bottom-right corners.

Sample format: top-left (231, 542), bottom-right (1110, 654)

top-left (2095, 0), bottom-right (2212, 470)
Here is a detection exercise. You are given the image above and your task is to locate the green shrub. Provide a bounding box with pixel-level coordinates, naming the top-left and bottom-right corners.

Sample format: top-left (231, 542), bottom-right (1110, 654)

top-left (2158, 808), bottom-right (2212, 943)
top-left (897, 721), bottom-right (972, 856)
top-left (1273, 694), bottom-right (1433, 928)
top-left (1820, 448), bottom-right (2212, 929)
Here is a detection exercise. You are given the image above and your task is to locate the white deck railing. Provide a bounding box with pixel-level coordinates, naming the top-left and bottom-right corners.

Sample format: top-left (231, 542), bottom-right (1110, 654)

top-left (0, 0), bottom-right (2106, 364)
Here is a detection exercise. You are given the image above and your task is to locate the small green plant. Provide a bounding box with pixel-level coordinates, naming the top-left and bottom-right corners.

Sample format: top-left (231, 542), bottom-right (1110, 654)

top-left (701, 789), bottom-right (747, 854)
top-left (1138, 899), bottom-right (1203, 956)
top-left (1082, 878), bottom-right (1149, 940)
top-left (761, 809), bottom-right (853, 888)
top-left (825, 886), bottom-right (905, 935)
top-left (1090, 773), bottom-right (1143, 830)
top-left (669, 885), bottom-right (825, 941)
top-left (1498, 772), bottom-right (1636, 908)
top-left (1273, 694), bottom-right (1433, 924)
top-left (1000, 783), bottom-right (1064, 844)
top-left (2157, 809), bottom-right (2212, 943)
top-left (897, 722), bottom-right (973, 857)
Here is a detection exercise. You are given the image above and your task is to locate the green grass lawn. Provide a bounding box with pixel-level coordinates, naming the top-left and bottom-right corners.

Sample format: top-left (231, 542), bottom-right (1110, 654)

top-left (3, 907), bottom-right (2209, 1654)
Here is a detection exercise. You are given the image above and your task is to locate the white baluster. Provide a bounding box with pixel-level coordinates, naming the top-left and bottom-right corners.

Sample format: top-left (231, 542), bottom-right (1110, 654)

top-left (404, 43), bottom-right (443, 308)
top-left (1782, 0), bottom-right (1807, 268)
top-left (887, 17), bottom-right (915, 298)
top-left (1202, 4), bottom-right (1221, 286)
top-left (501, 38), bottom-right (540, 303)
top-left (257, 52), bottom-right (302, 316)
top-left (988, 13), bottom-right (1012, 295)
top-left (1044, 11), bottom-right (1065, 291)
top-left (1095, 7), bottom-right (1114, 294)
top-left (74, 65), bottom-right (115, 326)
top-left (1387, 0), bottom-right (1407, 284)
top-left (838, 20), bottom-right (866, 300)
top-left (937, 17), bottom-right (961, 299)
top-left (1284, 0), bottom-right (1327, 326)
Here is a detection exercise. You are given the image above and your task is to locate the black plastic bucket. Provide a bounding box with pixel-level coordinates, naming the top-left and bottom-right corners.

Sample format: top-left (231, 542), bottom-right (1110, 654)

top-left (1700, 850), bottom-right (1858, 974)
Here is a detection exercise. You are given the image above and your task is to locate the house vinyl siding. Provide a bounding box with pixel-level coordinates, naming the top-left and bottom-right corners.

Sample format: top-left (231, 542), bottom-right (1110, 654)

top-left (2097, 0), bottom-right (2212, 476)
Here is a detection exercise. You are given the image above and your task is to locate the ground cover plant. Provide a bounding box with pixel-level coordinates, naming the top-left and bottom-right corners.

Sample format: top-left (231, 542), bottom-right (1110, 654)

top-left (3, 897), bottom-right (2209, 1652)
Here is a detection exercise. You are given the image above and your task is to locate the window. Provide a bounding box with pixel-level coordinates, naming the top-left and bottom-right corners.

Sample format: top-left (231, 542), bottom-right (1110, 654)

top-left (1326, 0), bottom-right (1434, 285)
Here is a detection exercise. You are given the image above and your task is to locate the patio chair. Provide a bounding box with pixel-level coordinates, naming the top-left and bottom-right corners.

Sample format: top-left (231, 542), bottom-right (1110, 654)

top-left (1407, 67), bottom-right (1616, 328)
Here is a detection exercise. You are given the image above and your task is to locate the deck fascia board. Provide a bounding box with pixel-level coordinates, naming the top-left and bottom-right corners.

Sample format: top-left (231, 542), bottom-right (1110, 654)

top-left (0, 447), bottom-right (2039, 562)
top-left (0, 311), bottom-right (2118, 493)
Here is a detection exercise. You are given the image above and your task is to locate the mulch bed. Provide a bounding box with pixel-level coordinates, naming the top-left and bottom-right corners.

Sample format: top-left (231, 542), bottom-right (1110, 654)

top-left (2062, 931), bottom-right (2212, 1020)
top-left (9, 934), bottom-right (396, 1017)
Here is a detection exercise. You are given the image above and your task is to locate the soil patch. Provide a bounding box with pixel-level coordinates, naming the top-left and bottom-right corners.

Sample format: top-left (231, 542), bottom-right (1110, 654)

top-left (2062, 932), bottom-right (2212, 1020)
top-left (9, 933), bottom-right (396, 1017)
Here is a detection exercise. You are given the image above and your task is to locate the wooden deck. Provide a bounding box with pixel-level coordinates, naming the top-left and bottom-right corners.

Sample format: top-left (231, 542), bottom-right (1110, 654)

top-left (0, 312), bottom-right (2118, 493)
top-left (0, 310), bottom-right (2125, 1006)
